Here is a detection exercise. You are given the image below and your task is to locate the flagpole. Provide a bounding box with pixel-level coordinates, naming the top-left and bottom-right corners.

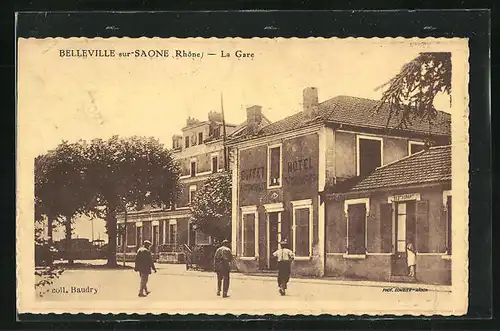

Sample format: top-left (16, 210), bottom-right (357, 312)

top-left (221, 92), bottom-right (228, 171)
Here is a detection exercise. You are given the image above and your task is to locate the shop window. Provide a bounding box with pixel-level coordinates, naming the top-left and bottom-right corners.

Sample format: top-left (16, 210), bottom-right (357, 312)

top-left (446, 196), bottom-right (452, 255)
top-left (211, 154), bottom-right (219, 173)
top-left (379, 203), bottom-right (393, 253)
top-left (346, 201), bottom-right (367, 255)
top-left (268, 144), bottom-right (282, 188)
top-left (242, 213), bottom-right (256, 257)
top-left (189, 185), bottom-right (197, 205)
top-left (198, 132), bottom-right (204, 144)
top-left (292, 200), bottom-right (313, 257)
top-left (185, 136), bottom-right (190, 148)
top-left (168, 220), bottom-right (177, 245)
top-left (190, 160), bottom-right (197, 177)
top-left (409, 141), bottom-right (425, 155)
top-left (357, 136), bottom-right (382, 177)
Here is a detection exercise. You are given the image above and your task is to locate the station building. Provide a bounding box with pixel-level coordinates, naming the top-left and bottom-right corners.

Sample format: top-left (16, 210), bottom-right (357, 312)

top-left (116, 111), bottom-right (270, 262)
top-left (227, 87), bottom-right (451, 283)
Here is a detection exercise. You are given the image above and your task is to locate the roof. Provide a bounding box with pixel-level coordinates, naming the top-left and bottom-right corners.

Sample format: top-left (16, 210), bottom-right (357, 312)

top-left (350, 145), bottom-right (451, 192)
top-left (229, 95), bottom-right (451, 143)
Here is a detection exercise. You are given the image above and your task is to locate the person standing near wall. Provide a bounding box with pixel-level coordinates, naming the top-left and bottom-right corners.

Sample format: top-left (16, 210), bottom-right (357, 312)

top-left (134, 240), bottom-right (157, 297)
top-left (213, 239), bottom-right (232, 298)
top-left (273, 239), bottom-right (295, 296)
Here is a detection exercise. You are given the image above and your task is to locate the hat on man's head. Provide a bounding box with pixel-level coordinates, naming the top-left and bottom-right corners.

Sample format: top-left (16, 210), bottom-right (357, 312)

top-left (221, 239), bottom-right (230, 244)
top-left (280, 239), bottom-right (288, 245)
top-left (143, 240), bottom-right (152, 246)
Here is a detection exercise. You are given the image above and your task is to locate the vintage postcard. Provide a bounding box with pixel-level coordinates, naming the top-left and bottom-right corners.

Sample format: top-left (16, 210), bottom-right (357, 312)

top-left (17, 37), bottom-right (469, 315)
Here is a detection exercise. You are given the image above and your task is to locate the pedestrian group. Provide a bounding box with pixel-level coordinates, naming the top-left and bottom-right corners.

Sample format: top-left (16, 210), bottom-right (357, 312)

top-left (134, 238), bottom-right (296, 298)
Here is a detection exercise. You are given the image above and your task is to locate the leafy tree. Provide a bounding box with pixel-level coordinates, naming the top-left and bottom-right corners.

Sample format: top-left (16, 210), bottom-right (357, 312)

top-left (34, 141), bottom-right (89, 264)
top-left (190, 171), bottom-right (232, 242)
top-left (85, 135), bottom-right (181, 267)
top-left (375, 52), bottom-right (451, 130)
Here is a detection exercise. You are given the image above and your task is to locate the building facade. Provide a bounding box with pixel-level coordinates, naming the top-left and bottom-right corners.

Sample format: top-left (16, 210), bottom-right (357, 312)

top-left (116, 111), bottom-right (270, 262)
top-left (228, 87), bottom-right (451, 282)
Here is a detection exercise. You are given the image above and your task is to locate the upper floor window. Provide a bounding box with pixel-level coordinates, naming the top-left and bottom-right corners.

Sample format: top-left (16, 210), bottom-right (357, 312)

top-left (211, 154), bottom-right (219, 174)
top-left (189, 185), bottom-right (197, 205)
top-left (409, 141), bottom-right (425, 155)
top-left (185, 136), bottom-right (190, 148)
top-left (268, 144), bottom-right (282, 188)
top-left (213, 125), bottom-right (221, 138)
top-left (357, 135), bottom-right (383, 177)
top-left (198, 132), bottom-right (204, 144)
top-left (190, 160), bottom-right (197, 177)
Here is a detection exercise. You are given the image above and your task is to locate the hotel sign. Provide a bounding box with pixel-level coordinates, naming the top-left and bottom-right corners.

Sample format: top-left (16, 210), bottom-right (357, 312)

top-left (388, 193), bottom-right (421, 203)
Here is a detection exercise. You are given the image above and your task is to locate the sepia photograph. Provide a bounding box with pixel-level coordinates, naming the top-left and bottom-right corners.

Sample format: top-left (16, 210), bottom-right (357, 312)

top-left (16, 37), bottom-right (469, 315)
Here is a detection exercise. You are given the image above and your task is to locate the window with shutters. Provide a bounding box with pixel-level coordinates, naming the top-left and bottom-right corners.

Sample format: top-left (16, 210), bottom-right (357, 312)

top-left (126, 223), bottom-right (136, 246)
top-left (415, 200), bottom-right (429, 252)
top-left (292, 199), bottom-right (313, 258)
top-left (379, 203), bottom-right (393, 253)
top-left (357, 136), bottom-right (383, 177)
top-left (345, 199), bottom-right (369, 255)
top-left (190, 160), bottom-right (196, 177)
top-left (168, 220), bottom-right (177, 245)
top-left (211, 154), bottom-right (219, 173)
top-left (267, 144), bottom-right (282, 188)
top-left (446, 196), bottom-right (452, 255)
top-left (242, 212), bottom-right (256, 257)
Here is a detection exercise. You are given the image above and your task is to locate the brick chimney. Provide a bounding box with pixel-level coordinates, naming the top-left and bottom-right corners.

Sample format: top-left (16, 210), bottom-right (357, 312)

top-left (303, 87), bottom-right (319, 116)
top-left (246, 105), bottom-right (263, 136)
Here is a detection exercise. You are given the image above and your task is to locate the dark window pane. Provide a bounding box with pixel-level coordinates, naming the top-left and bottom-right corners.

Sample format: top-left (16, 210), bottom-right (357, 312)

top-left (380, 203), bottom-right (393, 253)
top-left (243, 214), bottom-right (255, 257)
top-left (191, 161), bottom-right (196, 177)
top-left (410, 143), bottom-right (425, 155)
top-left (359, 138), bottom-right (381, 176)
top-left (269, 147), bottom-right (281, 186)
top-left (212, 156), bottom-right (218, 173)
top-left (185, 136), bottom-right (190, 148)
top-left (199, 132), bottom-right (203, 144)
top-left (295, 208), bottom-right (310, 256)
top-left (347, 203), bottom-right (366, 254)
top-left (447, 196), bottom-right (452, 254)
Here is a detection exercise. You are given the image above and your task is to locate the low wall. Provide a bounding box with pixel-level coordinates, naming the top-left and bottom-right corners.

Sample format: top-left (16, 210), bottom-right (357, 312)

top-left (158, 252), bottom-right (186, 264)
top-left (325, 254), bottom-right (392, 281)
top-left (416, 255), bottom-right (451, 285)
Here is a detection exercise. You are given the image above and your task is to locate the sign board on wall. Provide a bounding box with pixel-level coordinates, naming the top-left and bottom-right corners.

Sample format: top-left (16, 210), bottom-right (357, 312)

top-left (388, 193), bottom-right (421, 203)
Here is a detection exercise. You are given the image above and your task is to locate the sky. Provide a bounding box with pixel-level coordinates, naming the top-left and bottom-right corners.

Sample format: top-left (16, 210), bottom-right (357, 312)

top-left (19, 38), bottom-right (464, 242)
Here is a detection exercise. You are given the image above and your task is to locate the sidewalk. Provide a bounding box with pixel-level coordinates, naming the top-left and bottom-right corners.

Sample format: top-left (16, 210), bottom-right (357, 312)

top-left (154, 264), bottom-right (451, 293)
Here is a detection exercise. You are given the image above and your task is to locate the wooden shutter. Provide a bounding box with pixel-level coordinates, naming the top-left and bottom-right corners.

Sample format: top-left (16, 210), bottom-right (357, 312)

top-left (347, 203), bottom-right (366, 254)
top-left (415, 200), bottom-right (429, 252)
top-left (380, 203), bottom-right (393, 253)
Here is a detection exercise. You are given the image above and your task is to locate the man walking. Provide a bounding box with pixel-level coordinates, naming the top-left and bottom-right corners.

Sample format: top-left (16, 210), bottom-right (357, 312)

top-left (273, 239), bottom-right (294, 296)
top-left (213, 239), bottom-right (232, 298)
top-left (134, 240), bottom-right (157, 297)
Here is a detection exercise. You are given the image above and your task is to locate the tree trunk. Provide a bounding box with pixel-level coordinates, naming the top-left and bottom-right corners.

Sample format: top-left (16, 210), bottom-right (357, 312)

top-left (47, 216), bottom-right (53, 246)
top-left (106, 212), bottom-right (118, 267)
top-left (65, 215), bottom-right (73, 264)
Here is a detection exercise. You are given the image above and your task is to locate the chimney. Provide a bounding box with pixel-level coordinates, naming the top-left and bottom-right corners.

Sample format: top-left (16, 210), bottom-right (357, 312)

top-left (172, 135), bottom-right (182, 149)
top-left (208, 111), bottom-right (223, 123)
top-left (246, 105), bottom-right (263, 136)
top-left (303, 87), bottom-right (319, 116)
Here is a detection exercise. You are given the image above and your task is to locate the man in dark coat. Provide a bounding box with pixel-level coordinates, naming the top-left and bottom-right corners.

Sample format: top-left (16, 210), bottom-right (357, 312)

top-left (134, 240), bottom-right (157, 297)
top-left (213, 239), bottom-right (232, 298)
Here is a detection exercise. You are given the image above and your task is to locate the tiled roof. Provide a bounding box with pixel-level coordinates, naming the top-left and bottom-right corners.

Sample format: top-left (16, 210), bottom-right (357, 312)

top-left (229, 95), bottom-right (451, 143)
top-left (350, 145), bottom-right (451, 192)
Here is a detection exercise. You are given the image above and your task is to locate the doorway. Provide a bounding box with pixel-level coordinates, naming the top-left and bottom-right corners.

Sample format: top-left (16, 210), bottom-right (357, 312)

top-left (268, 212), bottom-right (280, 270)
top-left (391, 201), bottom-right (416, 276)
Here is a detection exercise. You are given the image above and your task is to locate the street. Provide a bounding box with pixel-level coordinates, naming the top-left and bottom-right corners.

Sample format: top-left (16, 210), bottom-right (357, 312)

top-left (37, 261), bottom-right (451, 306)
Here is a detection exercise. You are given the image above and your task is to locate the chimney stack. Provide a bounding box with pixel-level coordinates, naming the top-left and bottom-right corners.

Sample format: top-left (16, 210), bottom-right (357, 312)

top-left (303, 87), bottom-right (319, 116)
top-left (246, 105), bottom-right (263, 136)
